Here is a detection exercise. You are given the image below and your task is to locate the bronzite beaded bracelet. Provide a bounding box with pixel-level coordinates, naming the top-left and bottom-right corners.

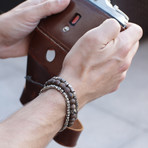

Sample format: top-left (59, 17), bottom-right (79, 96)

top-left (40, 76), bottom-right (78, 132)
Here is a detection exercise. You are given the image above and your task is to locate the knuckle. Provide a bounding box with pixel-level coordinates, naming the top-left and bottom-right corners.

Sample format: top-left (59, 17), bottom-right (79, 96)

top-left (104, 19), bottom-right (121, 31)
top-left (83, 32), bottom-right (93, 42)
top-left (119, 62), bottom-right (130, 72)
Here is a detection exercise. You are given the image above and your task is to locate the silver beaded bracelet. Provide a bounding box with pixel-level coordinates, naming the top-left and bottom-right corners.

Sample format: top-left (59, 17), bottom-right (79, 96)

top-left (40, 77), bottom-right (78, 132)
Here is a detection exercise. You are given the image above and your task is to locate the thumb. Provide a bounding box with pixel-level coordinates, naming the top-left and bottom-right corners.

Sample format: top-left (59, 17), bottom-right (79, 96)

top-left (17, 0), bottom-right (70, 21)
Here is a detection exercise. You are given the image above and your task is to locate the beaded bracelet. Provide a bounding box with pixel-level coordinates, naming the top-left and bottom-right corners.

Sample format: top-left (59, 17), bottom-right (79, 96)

top-left (40, 77), bottom-right (78, 132)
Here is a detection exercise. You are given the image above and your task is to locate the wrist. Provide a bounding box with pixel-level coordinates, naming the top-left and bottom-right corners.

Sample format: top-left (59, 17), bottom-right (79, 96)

top-left (59, 71), bottom-right (88, 110)
top-left (37, 89), bottom-right (66, 131)
top-left (0, 89), bottom-right (66, 147)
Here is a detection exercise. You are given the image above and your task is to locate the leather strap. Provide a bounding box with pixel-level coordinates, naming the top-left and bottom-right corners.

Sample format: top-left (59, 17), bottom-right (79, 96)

top-left (54, 119), bottom-right (83, 147)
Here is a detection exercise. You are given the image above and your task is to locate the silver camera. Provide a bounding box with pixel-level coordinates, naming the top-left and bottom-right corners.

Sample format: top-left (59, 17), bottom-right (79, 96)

top-left (89, 0), bottom-right (129, 28)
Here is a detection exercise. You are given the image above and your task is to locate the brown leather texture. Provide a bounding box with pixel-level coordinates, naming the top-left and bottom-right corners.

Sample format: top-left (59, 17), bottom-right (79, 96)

top-left (38, 0), bottom-right (110, 51)
top-left (54, 119), bottom-right (83, 147)
top-left (20, 0), bottom-right (112, 147)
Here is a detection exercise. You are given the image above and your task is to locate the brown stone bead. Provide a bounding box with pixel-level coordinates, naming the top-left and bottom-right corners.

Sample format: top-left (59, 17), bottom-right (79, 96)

top-left (69, 92), bottom-right (74, 99)
top-left (59, 82), bottom-right (66, 88)
top-left (46, 79), bottom-right (53, 85)
top-left (70, 99), bottom-right (76, 104)
top-left (65, 87), bottom-right (70, 93)
top-left (51, 79), bottom-right (55, 84)
top-left (54, 80), bottom-right (60, 85)
top-left (71, 104), bottom-right (76, 109)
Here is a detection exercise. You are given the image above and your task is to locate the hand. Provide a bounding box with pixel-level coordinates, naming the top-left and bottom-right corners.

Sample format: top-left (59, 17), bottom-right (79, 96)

top-left (60, 19), bottom-right (143, 108)
top-left (0, 0), bottom-right (70, 58)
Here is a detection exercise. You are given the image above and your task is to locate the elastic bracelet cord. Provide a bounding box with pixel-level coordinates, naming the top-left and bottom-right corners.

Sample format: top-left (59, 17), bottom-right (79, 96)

top-left (40, 77), bottom-right (78, 132)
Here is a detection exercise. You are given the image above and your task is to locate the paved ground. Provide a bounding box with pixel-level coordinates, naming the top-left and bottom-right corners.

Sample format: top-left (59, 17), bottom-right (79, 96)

top-left (0, 38), bottom-right (148, 148)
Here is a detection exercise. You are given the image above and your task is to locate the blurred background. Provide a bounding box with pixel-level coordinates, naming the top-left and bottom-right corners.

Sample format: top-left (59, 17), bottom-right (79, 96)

top-left (0, 0), bottom-right (148, 148)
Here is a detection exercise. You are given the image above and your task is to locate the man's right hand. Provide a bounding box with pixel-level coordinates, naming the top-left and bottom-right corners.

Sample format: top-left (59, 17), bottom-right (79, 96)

top-left (60, 19), bottom-right (143, 108)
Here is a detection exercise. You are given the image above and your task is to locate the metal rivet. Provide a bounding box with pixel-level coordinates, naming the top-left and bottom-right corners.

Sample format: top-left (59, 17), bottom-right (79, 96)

top-left (63, 26), bottom-right (70, 32)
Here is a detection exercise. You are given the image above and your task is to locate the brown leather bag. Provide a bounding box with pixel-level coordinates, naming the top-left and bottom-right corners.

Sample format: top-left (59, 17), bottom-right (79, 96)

top-left (20, 0), bottom-right (128, 147)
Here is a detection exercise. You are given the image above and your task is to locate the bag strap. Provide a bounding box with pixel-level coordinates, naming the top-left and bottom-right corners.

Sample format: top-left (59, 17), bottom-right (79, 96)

top-left (54, 119), bottom-right (83, 147)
